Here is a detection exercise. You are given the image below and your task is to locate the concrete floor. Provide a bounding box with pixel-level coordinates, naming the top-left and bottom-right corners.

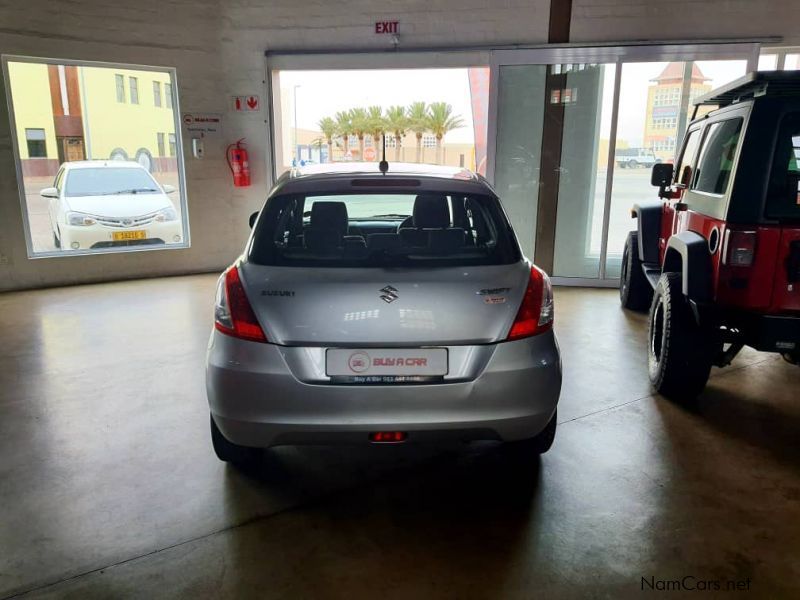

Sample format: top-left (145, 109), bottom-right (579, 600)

top-left (1, 275), bottom-right (799, 599)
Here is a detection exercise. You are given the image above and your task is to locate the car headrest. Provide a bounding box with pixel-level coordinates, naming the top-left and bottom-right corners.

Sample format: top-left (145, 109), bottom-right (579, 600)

top-left (412, 194), bottom-right (450, 229)
top-left (310, 201), bottom-right (348, 235)
top-left (428, 228), bottom-right (466, 253)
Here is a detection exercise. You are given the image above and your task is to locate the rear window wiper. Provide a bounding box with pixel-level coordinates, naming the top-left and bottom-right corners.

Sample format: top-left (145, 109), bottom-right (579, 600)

top-left (113, 188), bottom-right (160, 194)
top-left (368, 214), bottom-right (410, 219)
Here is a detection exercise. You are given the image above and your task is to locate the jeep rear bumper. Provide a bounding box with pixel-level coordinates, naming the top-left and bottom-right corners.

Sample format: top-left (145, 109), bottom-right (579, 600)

top-left (752, 315), bottom-right (800, 353)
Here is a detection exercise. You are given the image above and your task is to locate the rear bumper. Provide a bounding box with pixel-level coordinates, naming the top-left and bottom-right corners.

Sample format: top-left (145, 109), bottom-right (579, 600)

top-left (206, 331), bottom-right (562, 448)
top-left (752, 315), bottom-right (800, 353)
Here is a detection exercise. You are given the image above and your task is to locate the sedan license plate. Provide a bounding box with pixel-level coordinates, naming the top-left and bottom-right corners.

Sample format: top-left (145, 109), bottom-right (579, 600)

top-left (326, 348), bottom-right (448, 377)
top-left (112, 230), bottom-right (146, 241)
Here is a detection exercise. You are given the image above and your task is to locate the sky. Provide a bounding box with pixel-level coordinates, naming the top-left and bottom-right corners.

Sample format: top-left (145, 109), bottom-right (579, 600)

top-left (278, 61), bottom-right (749, 150)
top-left (279, 69), bottom-right (477, 144)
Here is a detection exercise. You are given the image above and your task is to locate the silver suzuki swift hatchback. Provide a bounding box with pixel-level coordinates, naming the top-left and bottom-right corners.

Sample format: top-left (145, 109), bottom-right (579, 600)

top-left (206, 163), bottom-right (562, 465)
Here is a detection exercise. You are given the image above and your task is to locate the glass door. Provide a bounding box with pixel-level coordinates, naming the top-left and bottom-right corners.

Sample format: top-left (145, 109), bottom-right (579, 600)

top-left (488, 44), bottom-right (758, 285)
top-left (603, 59), bottom-right (748, 278)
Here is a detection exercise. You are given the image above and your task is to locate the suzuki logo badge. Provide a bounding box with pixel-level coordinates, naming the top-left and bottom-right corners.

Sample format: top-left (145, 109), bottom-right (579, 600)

top-left (379, 285), bottom-right (399, 303)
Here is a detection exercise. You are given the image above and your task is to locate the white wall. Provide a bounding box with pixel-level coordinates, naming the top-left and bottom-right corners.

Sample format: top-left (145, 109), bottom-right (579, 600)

top-left (0, 0), bottom-right (789, 291)
top-left (570, 0), bottom-right (800, 45)
top-left (0, 0), bottom-right (551, 291)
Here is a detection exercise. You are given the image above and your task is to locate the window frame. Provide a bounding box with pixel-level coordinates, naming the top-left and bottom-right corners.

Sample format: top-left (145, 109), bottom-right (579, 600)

top-left (674, 126), bottom-right (703, 188)
top-left (690, 117), bottom-right (743, 196)
top-left (24, 127), bottom-right (48, 158)
top-left (129, 76), bottom-right (139, 104)
top-left (765, 110), bottom-right (800, 220)
top-left (682, 105), bottom-right (751, 220)
top-left (1, 54), bottom-right (191, 259)
top-left (168, 133), bottom-right (177, 157)
top-left (115, 73), bottom-right (125, 103)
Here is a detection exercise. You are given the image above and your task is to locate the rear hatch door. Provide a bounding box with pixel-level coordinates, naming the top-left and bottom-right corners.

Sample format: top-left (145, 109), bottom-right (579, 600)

top-left (771, 227), bottom-right (800, 312)
top-left (239, 261), bottom-right (529, 346)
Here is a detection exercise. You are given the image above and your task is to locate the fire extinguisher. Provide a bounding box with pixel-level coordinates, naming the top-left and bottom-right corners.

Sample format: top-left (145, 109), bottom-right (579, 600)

top-left (226, 138), bottom-right (251, 187)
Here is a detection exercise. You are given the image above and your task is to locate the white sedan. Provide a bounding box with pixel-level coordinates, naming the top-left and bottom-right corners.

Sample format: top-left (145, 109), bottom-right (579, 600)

top-left (41, 161), bottom-right (183, 251)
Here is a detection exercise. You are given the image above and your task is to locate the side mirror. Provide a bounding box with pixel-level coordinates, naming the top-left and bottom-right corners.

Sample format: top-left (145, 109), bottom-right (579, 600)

top-left (162, 184), bottom-right (176, 194)
top-left (651, 163), bottom-right (673, 187)
top-left (40, 187), bottom-right (59, 199)
top-left (249, 211), bottom-right (259, 229)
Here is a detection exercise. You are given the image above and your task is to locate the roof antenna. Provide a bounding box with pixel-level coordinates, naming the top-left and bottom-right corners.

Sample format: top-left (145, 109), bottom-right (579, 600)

top-left (379, 133), bottom-right (389, 174)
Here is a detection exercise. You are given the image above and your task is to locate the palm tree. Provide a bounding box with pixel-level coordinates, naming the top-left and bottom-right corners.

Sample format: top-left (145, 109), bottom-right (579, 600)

top-left (349, 108), bottom-right (369, 161)
top-left (427, 102), bottom-right (465, 165)
top-left (407, 101), bottom-right (429, 163)
top-left (385, 105), bottom-right (408, 162)
top-left (317, 117), bottom-right (337, 163)
top-left (366, 106), bottom-right (385, 161)
top-left (334, 111), bottom-right (353, 159)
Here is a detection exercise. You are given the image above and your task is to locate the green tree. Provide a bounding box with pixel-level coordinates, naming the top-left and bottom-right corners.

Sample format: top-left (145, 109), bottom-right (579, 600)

top-left (349, 108), bottom-right (369, 161)
top-left (366, 106), bottom-right (385, 161)
top-left (426, 102), bottom-right (465, 165)
top-left (335, 111), bottom-right (353, 158)
top-left (407, 101), bottom-right (430, 163)
top-left (385, 105), bottom-right (408, 162)
top-left (317, 117), bottom-right (337, 163)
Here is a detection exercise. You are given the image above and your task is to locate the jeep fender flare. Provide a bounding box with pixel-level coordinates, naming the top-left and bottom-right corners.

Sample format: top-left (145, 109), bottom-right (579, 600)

top-left (662, 231), bottom-right (712, 304)
top-left (631, 201), bottom-right (661, 264)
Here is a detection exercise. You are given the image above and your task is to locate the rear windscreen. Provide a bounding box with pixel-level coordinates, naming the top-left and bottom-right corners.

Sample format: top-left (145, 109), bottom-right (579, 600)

top-left (248, 192), bottom-right (520, 268)
top-left (766, 112), bottom-right (800, 220)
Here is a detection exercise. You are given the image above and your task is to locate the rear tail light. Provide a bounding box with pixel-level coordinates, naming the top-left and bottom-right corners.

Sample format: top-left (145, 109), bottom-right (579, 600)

top-left (723, 229), bottom-right (757, 267)
top-left (369, 432), bottom-right (408, 443)
top-left (214, 265), bottom-right (268, 343)
top-left (506, 265), bottom-right (554, 340)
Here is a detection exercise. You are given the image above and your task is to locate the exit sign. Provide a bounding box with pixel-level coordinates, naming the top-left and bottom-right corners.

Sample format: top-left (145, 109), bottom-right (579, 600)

top-left (375, 21), bottom-right (399, 34)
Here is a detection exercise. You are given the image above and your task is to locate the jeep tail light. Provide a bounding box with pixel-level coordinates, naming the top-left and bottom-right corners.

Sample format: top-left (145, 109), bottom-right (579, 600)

top-left (723, 230), bottom-right (757, 267)
top-left (214, 265), bottom-right (268, 343)
top-left (507, 265), bottom-right (554, 340)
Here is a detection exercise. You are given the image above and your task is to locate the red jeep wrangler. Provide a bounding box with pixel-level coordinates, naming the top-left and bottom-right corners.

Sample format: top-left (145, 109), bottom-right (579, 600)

top-left (620, 71), bottom-right (800, 399)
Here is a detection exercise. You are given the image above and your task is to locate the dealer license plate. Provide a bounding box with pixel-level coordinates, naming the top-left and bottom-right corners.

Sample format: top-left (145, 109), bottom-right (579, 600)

top-left (326, 348), bottom-right (448, 377)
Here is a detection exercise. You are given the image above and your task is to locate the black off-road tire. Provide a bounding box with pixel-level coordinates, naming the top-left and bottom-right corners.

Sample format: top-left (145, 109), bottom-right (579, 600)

top-left (210, 414), bottom-right (261, 465)
top-left (506, 409), bottom-right (557, 458)
top-left (647, 273), bottom-right (713, 400)
top-left (620, 231), bottom-right (653, 311)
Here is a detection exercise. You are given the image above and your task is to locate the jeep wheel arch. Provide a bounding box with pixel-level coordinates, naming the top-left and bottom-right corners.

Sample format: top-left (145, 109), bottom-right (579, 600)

top-left (662, 231), bottom-right (712, 304)
top-left (631, 201), bottom-right (661, 264)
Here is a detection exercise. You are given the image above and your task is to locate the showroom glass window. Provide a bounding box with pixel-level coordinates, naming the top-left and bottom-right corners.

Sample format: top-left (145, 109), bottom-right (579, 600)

top-left (2, 57), bottom-right (190, 257)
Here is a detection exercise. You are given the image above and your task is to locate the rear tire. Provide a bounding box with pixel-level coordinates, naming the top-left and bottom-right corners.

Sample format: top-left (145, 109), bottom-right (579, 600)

top-left (620, 231), bottom-right (653, 311)
top-left (210, 414), bottom-right (261, 465)
top-left (647, 273), bottom-right (713, 400)
top-left (506, 409), bottom-right (557, 458)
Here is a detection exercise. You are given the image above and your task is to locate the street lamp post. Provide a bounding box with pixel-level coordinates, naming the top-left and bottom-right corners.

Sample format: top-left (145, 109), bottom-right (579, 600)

top-left (293, 85), bottom-right (301, 166)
